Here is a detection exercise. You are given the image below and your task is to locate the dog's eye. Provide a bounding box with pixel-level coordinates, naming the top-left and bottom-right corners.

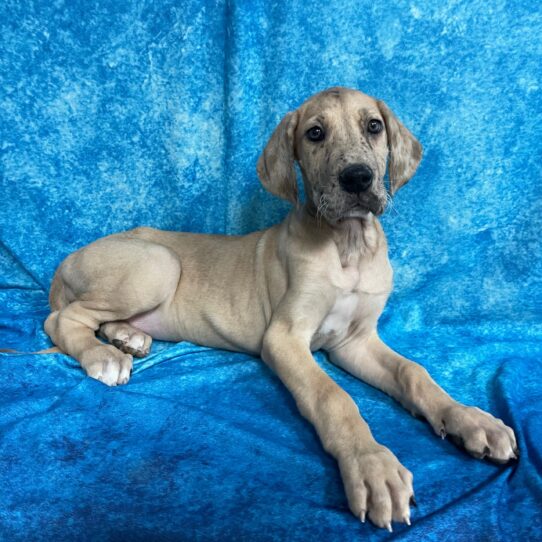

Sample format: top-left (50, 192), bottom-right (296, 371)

top-left (306, 126), bottom-right (325, 142)
top-left (367, 119), bottom-right (383, 134)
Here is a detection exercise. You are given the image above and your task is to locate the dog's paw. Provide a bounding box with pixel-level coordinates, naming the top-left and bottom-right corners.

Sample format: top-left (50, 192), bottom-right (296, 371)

top-left (338, 444), bottom-right (414, 531)
top-left (80, 344), bottom-right (133, 386)
top-left (436, 404), bottom-right (518, 463)
top-left (112, 331), bottom-right (151, 358)
top-left (100, 322), bottom-right (152, 358)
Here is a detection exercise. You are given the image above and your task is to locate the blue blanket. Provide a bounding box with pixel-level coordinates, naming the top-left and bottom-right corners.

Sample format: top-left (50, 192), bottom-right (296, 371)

top-left (1, 1), bottom-right (541, 540)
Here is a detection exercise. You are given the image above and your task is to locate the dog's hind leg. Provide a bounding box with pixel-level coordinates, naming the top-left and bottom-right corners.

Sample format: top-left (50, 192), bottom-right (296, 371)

top-left (45, 236), bottom-right (181, 385)
top-left (45, 304), bottom-right (135, 386)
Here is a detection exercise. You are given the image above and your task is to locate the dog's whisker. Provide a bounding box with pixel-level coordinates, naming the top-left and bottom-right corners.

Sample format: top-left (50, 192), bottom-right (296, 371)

top-left (316, 193), bottom-right (329, 227)
top-left (385, 193), bottom-right (400, 217)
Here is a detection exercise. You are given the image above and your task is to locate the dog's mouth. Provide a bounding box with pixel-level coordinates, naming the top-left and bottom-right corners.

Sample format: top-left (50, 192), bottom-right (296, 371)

top-left (339, 199), bottom-right (385, 220)
top-left (312, 186), bottom-right (386, 224)
top-left (339, 207), bottom-right (372, 221)
top-left (322, 201), bottom-right (385, 226)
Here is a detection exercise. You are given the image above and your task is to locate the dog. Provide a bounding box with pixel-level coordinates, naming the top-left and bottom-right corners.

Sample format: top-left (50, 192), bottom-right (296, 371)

top-left (43, 87), bottom-right (518, 530)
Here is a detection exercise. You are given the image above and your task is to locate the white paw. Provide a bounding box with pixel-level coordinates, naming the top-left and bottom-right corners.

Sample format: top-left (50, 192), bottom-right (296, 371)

top-left (80, 344), bottom-right (133, 386)
top-left (338, 445), bottom-right (414, 531)
top-left (437, 404), bottom-right (518, 463)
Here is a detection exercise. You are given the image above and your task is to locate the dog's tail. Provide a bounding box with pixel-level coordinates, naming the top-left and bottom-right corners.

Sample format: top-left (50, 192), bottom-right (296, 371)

top-left (0, 346), bottom-right (63, 355)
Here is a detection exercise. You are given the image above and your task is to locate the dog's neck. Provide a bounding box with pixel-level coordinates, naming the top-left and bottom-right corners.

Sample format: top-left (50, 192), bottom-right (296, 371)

top-left (330, 216), bottom-right (383, 268)
top-left (297, 205), bottom-right (384, 268)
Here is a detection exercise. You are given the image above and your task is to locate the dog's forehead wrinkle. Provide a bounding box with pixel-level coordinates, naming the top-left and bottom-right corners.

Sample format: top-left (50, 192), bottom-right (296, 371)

top-left (359, 106), bottom-right (381, 120)
top-left (324, 87), bottom-right (342, 97)
top-left (315, 114), bottom-right (326, 126)
top-left (303, 96), bottom-right (342, 122)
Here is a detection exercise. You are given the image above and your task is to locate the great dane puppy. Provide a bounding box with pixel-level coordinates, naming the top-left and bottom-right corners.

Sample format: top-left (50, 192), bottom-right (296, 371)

top-left (44, 87), bottom-right (517, 530)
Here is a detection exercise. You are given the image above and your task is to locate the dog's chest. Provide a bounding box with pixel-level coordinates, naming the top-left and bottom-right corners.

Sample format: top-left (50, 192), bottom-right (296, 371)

top-left (315, 256), bottom-right (392, 348)
top-left (318, 292), bottom-right (360, 336)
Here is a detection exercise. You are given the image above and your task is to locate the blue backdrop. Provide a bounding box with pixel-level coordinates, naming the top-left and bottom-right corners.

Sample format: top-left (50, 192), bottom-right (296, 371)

top-left (1, 1), bottom-right (541, 540)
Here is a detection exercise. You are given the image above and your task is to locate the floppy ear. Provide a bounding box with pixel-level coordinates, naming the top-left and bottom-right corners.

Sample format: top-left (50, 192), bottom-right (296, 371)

top-left (257, 111), bottom-right (299, 204)
top-left (377, 100), bottom-right (423, 195)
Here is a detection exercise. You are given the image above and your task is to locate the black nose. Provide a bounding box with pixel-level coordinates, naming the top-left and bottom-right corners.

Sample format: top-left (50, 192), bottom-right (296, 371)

top-left (339, 164), bottom-right (374, 193)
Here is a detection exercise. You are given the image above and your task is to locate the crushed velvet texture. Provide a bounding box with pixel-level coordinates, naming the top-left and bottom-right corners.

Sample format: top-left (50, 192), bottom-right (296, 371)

top-left (1, 1), bottom-right (541, 540)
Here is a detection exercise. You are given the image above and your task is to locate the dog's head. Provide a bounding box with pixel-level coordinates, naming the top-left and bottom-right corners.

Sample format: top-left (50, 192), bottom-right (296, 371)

top-left (257, 87), bottom-right (422, 223)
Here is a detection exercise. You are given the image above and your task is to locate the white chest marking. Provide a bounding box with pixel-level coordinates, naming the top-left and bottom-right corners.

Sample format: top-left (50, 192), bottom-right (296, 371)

top-left (319, 292), bottom-right (358, 336)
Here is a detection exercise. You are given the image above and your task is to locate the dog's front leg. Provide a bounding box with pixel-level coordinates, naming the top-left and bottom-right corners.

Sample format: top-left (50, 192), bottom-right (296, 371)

top-left (329, 331), bottom-right (518, 463)
top-left (262, 316), bottom-right (414, 530)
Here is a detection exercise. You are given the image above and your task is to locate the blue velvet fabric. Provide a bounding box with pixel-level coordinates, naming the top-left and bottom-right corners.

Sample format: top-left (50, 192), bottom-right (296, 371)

top-left (1, 1), bottom-right (541, 540)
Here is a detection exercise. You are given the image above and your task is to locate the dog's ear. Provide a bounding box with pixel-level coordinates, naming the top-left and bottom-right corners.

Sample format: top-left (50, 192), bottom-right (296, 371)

top-left (377, 100), bottom-right (422, 195)
top-left (257, 111), bottom-right (299, 204)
